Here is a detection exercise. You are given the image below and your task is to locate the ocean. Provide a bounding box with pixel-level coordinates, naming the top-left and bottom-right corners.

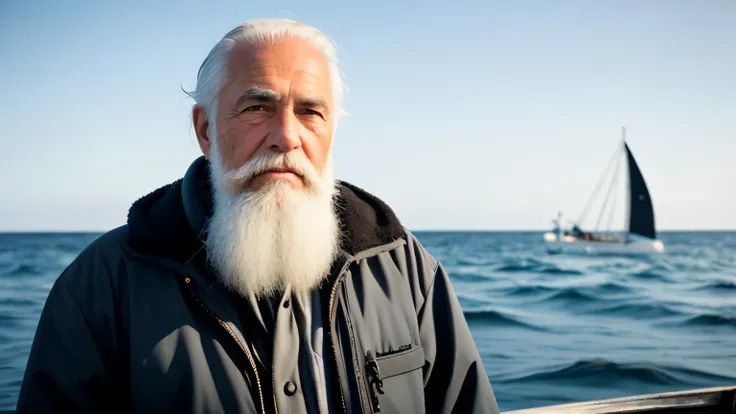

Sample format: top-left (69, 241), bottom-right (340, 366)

top-left (0, 231), bottom-right (735, 412)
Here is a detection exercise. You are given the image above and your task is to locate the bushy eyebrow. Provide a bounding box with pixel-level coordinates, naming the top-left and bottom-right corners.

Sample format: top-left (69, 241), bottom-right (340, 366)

top-left (234, 87), bottom-right (279, 108)
top-left (234, 87), bottom-right (330, 116)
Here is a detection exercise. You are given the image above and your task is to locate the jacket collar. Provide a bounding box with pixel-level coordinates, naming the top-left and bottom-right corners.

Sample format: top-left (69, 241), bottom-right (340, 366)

top-left (126, 156), bottom-right (406, 262)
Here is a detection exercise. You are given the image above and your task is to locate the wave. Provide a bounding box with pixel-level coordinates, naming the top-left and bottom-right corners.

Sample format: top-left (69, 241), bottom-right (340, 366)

top-left (0, 313), bottom-right (21, 325)
top-left (631, 269), bottom-right (674, 283)
top-left (455, 257), bottom-right (496, 267)
top-left (494, 283), bottom-right (634, 306)
top-left (541, 288), bottom-right (599, 304)
top-left (1, 263), bottom-right (43, 277)
top-left (678, 313), bottom-right (736, 329)
top-left (539, 281), bottom-right (633, 295)
top-left (585, 302), bottom-right (682, 319)
top-left (499, 359), bottom-right (736, 386)
top-left (463, 308), bottom-right (547, 331)
top-left (493, 258), bottom-right (583, 276)
top-left (595, 281), bottom-right (635, 294)
top-left (451, 272), bottom-right (490, 283)
top-left (692, 280), bottom-right (736, 292)
top-left (0, 297), bottom-right (38, 307)
top-left (499, 285), bottom-right (557, 297)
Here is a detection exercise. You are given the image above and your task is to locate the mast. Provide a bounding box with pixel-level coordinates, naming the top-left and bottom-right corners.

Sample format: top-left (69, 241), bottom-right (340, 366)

top-left (623, 127), bottom-right (630, 240)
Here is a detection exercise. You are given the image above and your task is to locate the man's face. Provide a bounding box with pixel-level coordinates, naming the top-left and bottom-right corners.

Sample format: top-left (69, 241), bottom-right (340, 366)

top-left (192, 35), bottom-right (341, 299)
top-left (199, 36), bottom-right (335, 193)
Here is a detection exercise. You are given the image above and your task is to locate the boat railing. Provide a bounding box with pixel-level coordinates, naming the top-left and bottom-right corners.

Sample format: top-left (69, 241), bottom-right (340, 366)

top-left (502, 385), bottom-right (736, 414)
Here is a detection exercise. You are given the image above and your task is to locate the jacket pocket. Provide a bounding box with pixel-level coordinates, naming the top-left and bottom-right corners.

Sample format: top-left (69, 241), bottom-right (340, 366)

top-left (365, 346), bottom-right (426, 413)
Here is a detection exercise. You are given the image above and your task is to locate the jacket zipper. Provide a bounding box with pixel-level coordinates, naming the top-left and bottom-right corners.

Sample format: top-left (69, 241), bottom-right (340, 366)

top-left (327, 260), bottom-right (352, 413)
top-left (182, 277), bottom-right (268, 414)
top-left (341, 282), bottom-right (372, 414)
top-left (365, 351), bottom-right (385, 413)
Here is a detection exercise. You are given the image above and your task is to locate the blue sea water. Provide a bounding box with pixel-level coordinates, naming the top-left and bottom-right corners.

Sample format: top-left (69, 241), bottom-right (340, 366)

top-left (0, 231), bottom-right (735, 411)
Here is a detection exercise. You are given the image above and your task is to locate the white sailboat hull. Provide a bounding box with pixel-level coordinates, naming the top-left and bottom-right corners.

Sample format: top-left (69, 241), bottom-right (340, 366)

top-left (545, 129), bottom-right (664, 256)
top-left (543, 232), bottom-right (664, 255)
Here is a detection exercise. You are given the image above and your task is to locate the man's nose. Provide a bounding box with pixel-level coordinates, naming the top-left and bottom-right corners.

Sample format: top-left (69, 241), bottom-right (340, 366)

top-left (266, 110), bottom-right (301, 153)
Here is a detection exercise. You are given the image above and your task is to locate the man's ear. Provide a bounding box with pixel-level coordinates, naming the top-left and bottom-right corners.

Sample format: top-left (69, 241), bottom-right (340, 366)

top-left (193, 105), bottom-right (211, 159)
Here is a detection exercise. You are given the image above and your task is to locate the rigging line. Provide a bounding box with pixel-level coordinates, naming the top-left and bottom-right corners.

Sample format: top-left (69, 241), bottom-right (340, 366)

top-left (594, 150), bottom-right (623, 233)
top-left (577, 142), bottom-right (623, 226)
top-left (604, 158), bottom-right (620, 234)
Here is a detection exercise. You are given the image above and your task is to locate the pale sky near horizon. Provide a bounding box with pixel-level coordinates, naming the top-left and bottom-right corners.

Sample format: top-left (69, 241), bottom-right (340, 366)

top-left (1, 0), bottom-right (734, 231)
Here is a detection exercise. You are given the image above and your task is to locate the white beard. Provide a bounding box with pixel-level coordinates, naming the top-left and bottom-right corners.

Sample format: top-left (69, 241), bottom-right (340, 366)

top-left (204, 136), bottom-right (341, 299)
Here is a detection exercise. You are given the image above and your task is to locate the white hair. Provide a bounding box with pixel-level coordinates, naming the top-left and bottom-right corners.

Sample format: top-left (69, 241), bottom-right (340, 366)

top-left (186, 18), bottom-right (346, 128)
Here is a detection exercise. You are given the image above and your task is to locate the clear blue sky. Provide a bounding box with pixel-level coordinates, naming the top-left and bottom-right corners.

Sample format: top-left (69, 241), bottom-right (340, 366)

top-left (1, 0), bottom-right (734, 231)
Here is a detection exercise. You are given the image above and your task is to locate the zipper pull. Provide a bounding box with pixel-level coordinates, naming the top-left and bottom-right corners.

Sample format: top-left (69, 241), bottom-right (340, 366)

top-left (365, 351), bottom-right (384, 412)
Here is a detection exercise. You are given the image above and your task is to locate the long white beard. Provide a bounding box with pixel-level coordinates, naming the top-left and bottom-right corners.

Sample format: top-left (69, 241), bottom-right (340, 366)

top-left (204, 138), bottom-right (341, 299)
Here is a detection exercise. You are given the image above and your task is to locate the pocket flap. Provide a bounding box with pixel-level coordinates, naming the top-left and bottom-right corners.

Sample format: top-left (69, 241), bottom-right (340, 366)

top-left (375, 346), bottom-right (425, 379)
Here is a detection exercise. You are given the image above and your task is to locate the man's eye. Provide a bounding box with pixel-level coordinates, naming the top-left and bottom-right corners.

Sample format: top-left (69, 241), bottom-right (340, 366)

top-left (242, 105), bottom-right (265, 113)
top-left (302, 109), bottom-right (323, 118)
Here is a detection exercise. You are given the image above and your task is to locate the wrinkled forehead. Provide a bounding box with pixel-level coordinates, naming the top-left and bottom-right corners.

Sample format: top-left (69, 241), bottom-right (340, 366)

top-left (223, 38), bottom-right (333, 106)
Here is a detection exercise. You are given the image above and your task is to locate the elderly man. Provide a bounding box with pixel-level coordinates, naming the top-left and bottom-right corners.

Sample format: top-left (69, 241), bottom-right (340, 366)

top-left (17, 19), bottom-right (499, 414)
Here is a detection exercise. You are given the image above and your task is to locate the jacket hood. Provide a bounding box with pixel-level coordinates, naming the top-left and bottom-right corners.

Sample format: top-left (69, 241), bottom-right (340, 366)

top-left (126, 156), bottom-right (406, 262)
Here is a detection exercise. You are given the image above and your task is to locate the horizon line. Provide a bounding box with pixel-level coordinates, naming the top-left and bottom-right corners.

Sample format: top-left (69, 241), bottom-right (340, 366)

top-left (1, 228), bottom-right (735, 234)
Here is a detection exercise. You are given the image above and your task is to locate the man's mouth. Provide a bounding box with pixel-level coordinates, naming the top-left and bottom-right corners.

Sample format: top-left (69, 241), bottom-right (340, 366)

top-left (263, 168), bottom-right (302, 177)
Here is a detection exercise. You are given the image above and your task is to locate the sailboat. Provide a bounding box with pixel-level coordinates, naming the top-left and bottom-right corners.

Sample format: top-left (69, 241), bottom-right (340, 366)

top-left (543, 127), bottom-right (665, 255)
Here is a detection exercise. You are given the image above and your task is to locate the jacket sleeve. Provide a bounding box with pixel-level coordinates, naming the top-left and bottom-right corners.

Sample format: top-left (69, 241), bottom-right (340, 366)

top-left (16, 254), bottom-right (127, 413)
top-left (418, 254), bottom-right (500, 413)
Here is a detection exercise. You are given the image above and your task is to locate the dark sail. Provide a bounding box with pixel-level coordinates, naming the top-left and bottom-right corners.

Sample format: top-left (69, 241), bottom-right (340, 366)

top-left (624, 143), bottom-right (656, 239)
